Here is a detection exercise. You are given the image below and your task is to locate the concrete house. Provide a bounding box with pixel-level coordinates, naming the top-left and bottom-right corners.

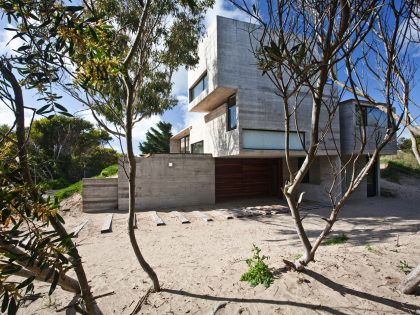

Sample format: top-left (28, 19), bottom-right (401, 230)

top-left (169, 16), bottom-right (397, 203)
top-left (82, 16), bottom-right (397, 212)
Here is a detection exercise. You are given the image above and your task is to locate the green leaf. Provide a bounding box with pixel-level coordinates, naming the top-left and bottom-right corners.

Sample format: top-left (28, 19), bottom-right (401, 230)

top-left (7, 297), bottom-right (16, 315)
top-left (1, 290), bottom-right (9, 313)
top-left (65, 6), bottom-right (84, 12)
top-left (15, 276), bottom-right (35, 290)
top-left (49, 271), bottom-right (59, 295)
top-left (36, 104), bottom-right (50, 114)
top-left (54, 103), bottom-right (68, 112)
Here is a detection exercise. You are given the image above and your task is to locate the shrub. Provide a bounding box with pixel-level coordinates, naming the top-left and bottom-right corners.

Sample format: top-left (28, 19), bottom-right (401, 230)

top-left (240, 245), bottom-right (273, 288)
top-left (98, 164), bottom-right (118, 177)
top-left (54, 180), bottom-right (82, 201)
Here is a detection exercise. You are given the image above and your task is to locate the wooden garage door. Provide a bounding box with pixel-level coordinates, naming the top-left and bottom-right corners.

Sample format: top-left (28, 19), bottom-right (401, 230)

top-left (215, 158), bottom-right (281, 201)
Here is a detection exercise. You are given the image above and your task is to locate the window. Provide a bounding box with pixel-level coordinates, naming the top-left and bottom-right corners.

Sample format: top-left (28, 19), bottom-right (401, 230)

top-left (227, 95), bottom-right (237, 131)
top-left (180, 135), bottom-right (190, 153)
top-left (297, 157), bottom-right (310, 183)
top-left (242, 129), bottom-right (305, 150)
top-left (191, 141), bottom-right (204, 154)
top-left (356, 106), bottom-right (388, 128)
top-left (189, 72), bottom-right (208, 102)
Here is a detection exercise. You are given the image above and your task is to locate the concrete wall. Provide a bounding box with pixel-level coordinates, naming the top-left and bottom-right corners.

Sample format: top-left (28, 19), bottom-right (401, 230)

top-left (282, 156), bottom-right (343, 203)
top-left (118, 154), bottom-right (215, 210)
top-left (339, 101), bottom-right (397, 155)
top-left (82, 178), bottom-right (118, 212)
top-left (341, 155), bottom-right (368, 200)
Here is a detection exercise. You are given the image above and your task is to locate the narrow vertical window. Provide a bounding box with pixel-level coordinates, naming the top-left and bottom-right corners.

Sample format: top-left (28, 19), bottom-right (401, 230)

top-left (227, 95), bottom-right (237, 131)
top-left (180, 135), bottom-right (190, 153)
top-left (189, 72), bottom-right (208, 102)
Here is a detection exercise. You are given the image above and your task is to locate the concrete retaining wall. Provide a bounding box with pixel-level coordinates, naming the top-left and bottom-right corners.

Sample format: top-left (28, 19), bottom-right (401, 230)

top-left (82, 178), bottom-right (118, 212)
top-left (118, 154), bottom-right (215, 211)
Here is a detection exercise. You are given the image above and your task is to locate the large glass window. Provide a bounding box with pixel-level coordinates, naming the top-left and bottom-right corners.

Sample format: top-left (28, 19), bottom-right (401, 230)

top-left (242, 129), bottom-right (305, 151)
top-left (227, 95), bottom-right (237, 131)
top-left (191, 141), bottom-right (204, 154)
top-left (356, 106), bottom-right (388, 128)
top-left (180, 135), bottom-right (190, 153)
top-left (189, 72), bottom-right (208, 102)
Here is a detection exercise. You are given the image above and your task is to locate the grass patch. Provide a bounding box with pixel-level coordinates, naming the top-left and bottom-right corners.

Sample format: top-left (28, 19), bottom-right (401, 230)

top-left (323, 233), bottom-right (348, 246)
top-left (97, 164), bottom-right (118, 177)
top-left (54, 164), bottom-right (118, 201)
top-left (381, 152), bottom-right (420, 183)
top-left (54, 180), bottom-right (82, 200)
top-left (398, 260), bottom-right (413, 274)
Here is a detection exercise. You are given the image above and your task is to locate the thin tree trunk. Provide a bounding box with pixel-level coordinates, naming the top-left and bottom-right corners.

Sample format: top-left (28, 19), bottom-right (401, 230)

top-left (398, 264), bottom-right (420, 294)
top-left (0, 244), bottom-right (80, 294)
top-left (125, 84), bottom-right (160, 292)
top-left (1, 64), bottom-right (96, 314)
top-left (0, 63), bottom-right (32, 187)
top-left (409, 130), bottom-right (420, 165)
top-left (49, 218), bottom-right (96, 314)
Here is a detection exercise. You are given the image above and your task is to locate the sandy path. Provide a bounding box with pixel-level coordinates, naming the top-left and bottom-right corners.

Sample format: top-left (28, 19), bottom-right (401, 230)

top-left (19, 178), bottom-right (419, 314)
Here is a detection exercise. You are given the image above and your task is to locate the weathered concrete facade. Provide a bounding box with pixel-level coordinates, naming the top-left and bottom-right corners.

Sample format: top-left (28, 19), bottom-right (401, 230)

top-left (118, 154), bottom-right (215, 210)
top-left (82, 178), bottom-right (118, 213)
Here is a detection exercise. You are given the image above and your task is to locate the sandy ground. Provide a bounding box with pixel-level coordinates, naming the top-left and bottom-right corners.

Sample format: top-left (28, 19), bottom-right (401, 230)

top-left (19, 177), bottom-right (419, 315)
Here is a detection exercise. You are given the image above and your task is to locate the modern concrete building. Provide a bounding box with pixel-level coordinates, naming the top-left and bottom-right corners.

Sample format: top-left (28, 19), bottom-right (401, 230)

top-left (82, 16), bottom-right (397, 212)
top-left (170, 16), bottom-right (397, 203)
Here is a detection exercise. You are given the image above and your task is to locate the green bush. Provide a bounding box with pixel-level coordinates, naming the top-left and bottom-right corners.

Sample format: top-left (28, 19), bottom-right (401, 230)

top-left (98, 164), bottom-right (118, 177)
top-left (53, 164), bottom-right (119, 201)
top-left (240, 245), bottom-right (273, 288)
top-left (54, 180), bottom-right (82, 200)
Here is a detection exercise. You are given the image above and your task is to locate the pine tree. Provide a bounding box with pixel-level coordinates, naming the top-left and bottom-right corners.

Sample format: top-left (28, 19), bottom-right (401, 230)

top-left (139, 121), bottom-right (173, 154)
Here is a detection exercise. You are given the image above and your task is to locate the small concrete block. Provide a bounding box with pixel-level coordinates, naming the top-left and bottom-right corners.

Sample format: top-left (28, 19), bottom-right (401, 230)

top-left (193, 211), bottom-right (213, 222)
top-left (101, 214), bottom-right (113, 233)
top-left (72, 220), bottom-right (89, 237)
top-left (172, 211), bottom-right (190, 224)
top-left (150, 211), bottom-right (165, 226)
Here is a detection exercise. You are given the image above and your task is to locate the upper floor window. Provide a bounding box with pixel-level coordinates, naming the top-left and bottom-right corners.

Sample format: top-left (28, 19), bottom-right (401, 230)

top-left (227, 95), bottom-right (237, 131)
top-left (189, 72), bottom-right (208, 102)
top-left (191, 140), bottom-right (204, 154)
top-left (356, 106), bottom-right (388, 128)
top-left (180, 135), bottom-right (190, 153)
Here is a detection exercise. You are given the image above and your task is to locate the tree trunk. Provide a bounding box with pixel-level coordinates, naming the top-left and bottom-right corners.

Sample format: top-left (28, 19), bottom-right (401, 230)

top-left (398, 264), bottom-right (420, 295)
top-left (1, 64), bottom-right (97, 314)
top-left (0, 243), bottom-right (80, 294)
top-left (49, 218), bottom-right (97, 314)
top-left (409, 130), bottom-right (420, 165)
top-left (0, 63), bottom-right (33, 187)
top-left (125, 85), bottom-right (160, 292)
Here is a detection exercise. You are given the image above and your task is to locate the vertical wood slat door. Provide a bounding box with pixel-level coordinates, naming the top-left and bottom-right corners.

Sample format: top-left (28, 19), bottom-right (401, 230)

top-left (215, 158), bottom-right (281, 201)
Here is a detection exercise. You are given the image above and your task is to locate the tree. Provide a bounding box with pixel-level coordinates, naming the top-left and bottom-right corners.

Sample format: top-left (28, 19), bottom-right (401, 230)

top-left (29, 116), bottom-right (117, 185)
top-left (139, 121), bottom-right (173, 154)
top-left (0, 1), bottom-right (102, 313)
top-left (230, 0), bottom-right (418, 271)
top-left (59, 0), bottom-right (214, 292)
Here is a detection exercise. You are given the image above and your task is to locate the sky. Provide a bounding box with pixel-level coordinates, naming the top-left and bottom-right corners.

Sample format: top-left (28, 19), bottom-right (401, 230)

top-left (0, 0), bottom-right (249, 154)
top-left (1, 1), bottom-right (419, 154)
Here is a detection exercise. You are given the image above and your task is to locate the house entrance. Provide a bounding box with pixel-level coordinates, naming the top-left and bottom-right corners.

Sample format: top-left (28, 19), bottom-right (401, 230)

top-left (215, 158), bottom-right (282, 202)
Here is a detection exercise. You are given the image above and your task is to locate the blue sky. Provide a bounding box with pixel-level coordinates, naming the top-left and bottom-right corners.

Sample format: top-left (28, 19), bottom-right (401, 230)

top-left (0, 1), bottom-right (248, 154)
top-left (1, 1), bottom-right (419, 154)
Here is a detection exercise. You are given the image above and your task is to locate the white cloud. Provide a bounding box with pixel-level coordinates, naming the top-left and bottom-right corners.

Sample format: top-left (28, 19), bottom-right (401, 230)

top-left (204, 0), bottom-right (250, 26)
top-left (0, 24), bottom-right (25, 56)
